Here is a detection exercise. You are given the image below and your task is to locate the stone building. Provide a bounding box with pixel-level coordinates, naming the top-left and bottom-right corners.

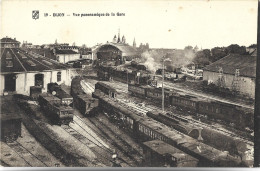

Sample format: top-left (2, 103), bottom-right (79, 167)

top-left (54, 49), bottom-right (81, 64)
top-left (203, 52), bottom-right (256, 98)
top-left (0, 46), bottom-right (71, 96)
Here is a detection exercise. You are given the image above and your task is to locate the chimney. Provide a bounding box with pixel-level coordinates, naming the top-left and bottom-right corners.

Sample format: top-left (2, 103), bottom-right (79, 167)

top-left (14, 38), bottom-right (16, 40)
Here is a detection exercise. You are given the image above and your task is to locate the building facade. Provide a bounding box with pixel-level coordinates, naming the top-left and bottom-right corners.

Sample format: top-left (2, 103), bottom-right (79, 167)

top-left (203, 53), bottom-right (256, 98)
top-left (54, 49), bottom-right (81, 64)
top-left (0, 44), bottom-right (71, 96)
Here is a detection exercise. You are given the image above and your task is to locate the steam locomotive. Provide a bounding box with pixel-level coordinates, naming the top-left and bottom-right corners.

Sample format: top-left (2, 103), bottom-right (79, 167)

top-left (97, 65), bottom-right (155, 85)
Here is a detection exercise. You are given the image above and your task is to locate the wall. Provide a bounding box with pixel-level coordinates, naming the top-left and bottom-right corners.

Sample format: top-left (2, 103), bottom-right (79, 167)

top-left (1, 69), bottom-right (71, 96)
top-left (56, 54), bottom-right (80, 64)
top-left (203, 70), bottom-right (255, 98)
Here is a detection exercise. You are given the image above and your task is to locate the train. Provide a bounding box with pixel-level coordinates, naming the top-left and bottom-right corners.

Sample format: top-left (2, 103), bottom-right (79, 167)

top-left (128, 84), bottom-right (254, 130)
top-left (95, 82), bottom-right (118, 98)
top-left (38, 93), bottom-right (74, 125)
top-left (47, 83), bottom-right (73, 106)
top-left (92, 90), bottom-right (242, 167)
top-left (146, 110), bottom-right (250, 157)
top-left (97, 65), bottom-right (154, 85)
top-left (0, 96), bottom-right (22, 143)
top-left (71, 76), bottom-right (99, 116)
top-left (142, 140), bottom-right (199, 167)
top-left (130, 61), bottom-right (147, 70)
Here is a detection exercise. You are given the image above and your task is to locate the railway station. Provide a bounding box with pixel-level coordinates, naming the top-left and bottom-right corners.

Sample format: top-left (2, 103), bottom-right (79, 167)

top-left (0, 34), bottom-right (256, 167)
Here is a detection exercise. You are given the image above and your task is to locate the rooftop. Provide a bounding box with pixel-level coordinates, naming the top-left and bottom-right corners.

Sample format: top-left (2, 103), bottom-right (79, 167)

top-left (143, 139), bottom-right (197, 160)
top-left (98, 42), bottom-right (138, 57)
top-left (0, 48), bottom-right (69, 73)
top-left (55, 49), bottom-right (79, 54)
top-left (0, 37), bottom-right (20, 44)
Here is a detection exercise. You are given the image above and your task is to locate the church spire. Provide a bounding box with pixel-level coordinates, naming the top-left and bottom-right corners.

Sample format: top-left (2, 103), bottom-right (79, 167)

top-left (122, 35), bottom-right (126, 44)
top-left (133, 38), bottom-right (136, 48)
top-left (117, 28), bottom-right (121, 43)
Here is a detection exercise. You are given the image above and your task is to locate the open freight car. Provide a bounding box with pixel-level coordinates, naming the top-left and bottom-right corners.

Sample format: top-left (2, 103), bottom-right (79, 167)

top-left (71, 76), bottom-right (99, 116)
top-left (142, 140), bottom-right (198, 167)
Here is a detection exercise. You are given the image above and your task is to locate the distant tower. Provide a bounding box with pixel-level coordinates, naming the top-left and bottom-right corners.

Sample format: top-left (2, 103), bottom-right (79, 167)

top-left (122, 35), bottom-right (126, 44)
top-left (194, 45), bottom-right (199, 52)
top-left (117, 28), bottom-right (121, 43)
top-left (146, 43), bottom-right (149, 49)
top-left (133, 38), bottom-right (136, 48)
top-left (113, 35), bottom-right (117, 43)
top-left (55, 39), bottom-right (58, 44)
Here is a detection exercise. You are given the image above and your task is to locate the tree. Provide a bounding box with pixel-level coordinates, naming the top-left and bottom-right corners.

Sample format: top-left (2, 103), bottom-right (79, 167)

top-left (193, 49), bottom-right (211, 67)
top-left (248, 44), bottom-right (257, 48)
top-left (210, 47), bottom-right (228, 62)
top-left (226, 44), bottom-right (246, 55)
top-left (184, 45), bottom-right (193, 51)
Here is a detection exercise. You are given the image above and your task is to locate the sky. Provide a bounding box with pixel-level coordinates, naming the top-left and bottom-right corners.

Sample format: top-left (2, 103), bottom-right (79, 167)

top-left (0, 0), bottom-right (258, 49)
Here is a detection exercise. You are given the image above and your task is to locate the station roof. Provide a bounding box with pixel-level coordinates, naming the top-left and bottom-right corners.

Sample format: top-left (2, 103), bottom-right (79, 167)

top-left (203, 53), bottom-right (256, 78)
top-left (0, 48), bottom-right (69, 73)
top-left (98, 42), bottom-right (138, 57)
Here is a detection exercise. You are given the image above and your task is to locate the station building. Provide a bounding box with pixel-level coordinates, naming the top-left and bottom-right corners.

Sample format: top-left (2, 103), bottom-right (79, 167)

top-left (0, 37), bottom-right (20, 48)
top-left (0, 38), bottom-right (72, 96)
top-left (203, 51), bottom-right (256, 98)
top-left (54, 48), bottom-right (81, 64)
top-left (96, 33), bottom-right (138, 65)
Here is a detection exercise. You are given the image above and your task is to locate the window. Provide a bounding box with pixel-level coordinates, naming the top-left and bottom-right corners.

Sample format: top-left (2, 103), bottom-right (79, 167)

top-left (57, 72), bottom-right (61, 82)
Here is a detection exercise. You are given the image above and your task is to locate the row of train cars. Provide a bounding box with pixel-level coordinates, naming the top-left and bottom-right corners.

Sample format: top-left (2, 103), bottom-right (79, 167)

top-left (5, 76), bottom-right (251, 167)
top-left (96, 65), bottom-right (254, 131)
top-left (91, 82), bottom-right (248, 167)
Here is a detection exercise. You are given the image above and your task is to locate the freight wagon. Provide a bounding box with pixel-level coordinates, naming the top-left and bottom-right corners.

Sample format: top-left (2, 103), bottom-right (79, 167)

top-left (142, 140), bottom-right (198, 167)
top-left (47, 83), bottom-right (73, 106)
top-left (71, 76), bottom-right (99, 116)
top-left (38, 93), bottom-right (74, 125)
top-left (0, 97), bottom-right (22, 142)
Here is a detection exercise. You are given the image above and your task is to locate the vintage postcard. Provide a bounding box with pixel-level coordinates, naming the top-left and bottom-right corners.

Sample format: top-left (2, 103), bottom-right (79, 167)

top-left (0, 0), bottom-right (258, 168)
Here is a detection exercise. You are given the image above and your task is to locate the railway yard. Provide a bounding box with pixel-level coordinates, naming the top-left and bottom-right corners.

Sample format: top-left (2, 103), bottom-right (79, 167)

top-left (0, 65), bottom-right (255, 167)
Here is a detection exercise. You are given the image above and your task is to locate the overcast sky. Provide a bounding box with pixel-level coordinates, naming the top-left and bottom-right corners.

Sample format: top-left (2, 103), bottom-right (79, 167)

top-left (1, 0), bottom-right (258, 49)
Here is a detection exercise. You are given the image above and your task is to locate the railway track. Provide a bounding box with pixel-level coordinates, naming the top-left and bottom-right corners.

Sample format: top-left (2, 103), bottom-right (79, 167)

top-left (61, 123), bottom-right (114, 167)
top-left (97, 114), bottom-right (144, 156)
top-left (6, 141), bottom-right (49, 167)
top-left (88, 115), bottom-right (143, 166)
top-left (117, 92), bottom-right (254, 147)
top-left (146, 103), bottom-right (254, 146)
top-left (72, 115), bottom-right (131, 167)
top-left (116, 85), bottom-right (254, 146)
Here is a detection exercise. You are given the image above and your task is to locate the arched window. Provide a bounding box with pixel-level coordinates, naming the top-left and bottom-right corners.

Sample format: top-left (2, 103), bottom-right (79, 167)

top-left (57, 72), bottom-right (61, 82)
